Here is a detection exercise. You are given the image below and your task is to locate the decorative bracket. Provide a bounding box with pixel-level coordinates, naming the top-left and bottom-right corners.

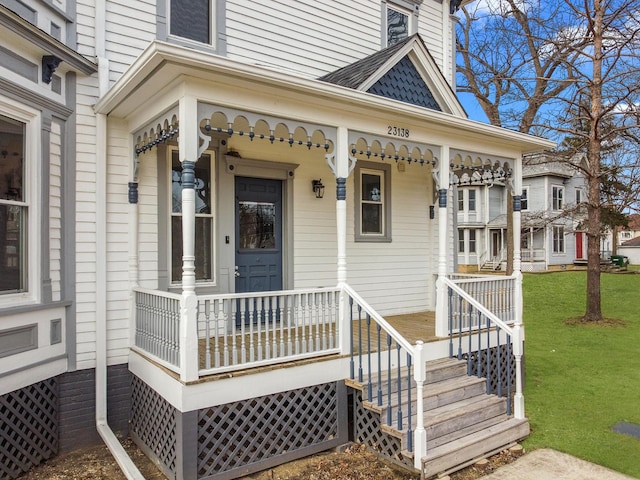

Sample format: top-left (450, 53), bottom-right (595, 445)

top-left (42, 55), bottom-right (62, 84)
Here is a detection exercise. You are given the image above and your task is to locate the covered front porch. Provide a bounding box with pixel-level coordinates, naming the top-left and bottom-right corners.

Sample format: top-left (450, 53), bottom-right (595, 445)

top-left (95, 39), bottom-right (553, 479)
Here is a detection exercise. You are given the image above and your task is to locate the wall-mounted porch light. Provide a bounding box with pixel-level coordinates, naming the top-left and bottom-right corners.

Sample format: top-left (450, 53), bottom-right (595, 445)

top-left (312, 179), bottom-right (325, 199)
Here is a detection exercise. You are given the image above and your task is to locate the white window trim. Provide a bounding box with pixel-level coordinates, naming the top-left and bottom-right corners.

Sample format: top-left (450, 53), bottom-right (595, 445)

top-left (168, 146), bottom-right (216, 287)
top-left (382, 0), bottom-right (420, 48)
top-left (552, 185), bottom-right (564, 211)
top-left (355, 161), bottom-right (392, 243)
top-left (521, 186), bottom-right (529, 211)
top-left (0, 95), bottom-right (41, 306)
top-left (552, 225), bottom-right (565, 254)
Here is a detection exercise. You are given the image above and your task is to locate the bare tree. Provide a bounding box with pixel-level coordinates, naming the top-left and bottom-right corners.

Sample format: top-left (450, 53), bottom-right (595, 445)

top-left (457, 0), bottom-right (640, 321)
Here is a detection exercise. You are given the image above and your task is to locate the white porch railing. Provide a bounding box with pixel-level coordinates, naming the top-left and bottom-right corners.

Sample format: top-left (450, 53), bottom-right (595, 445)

top-left (521, 248), bottom-right (545, 261)
top-left (132, 279), bottom-right (523, 469)
top-left (196, 288), bottom-right (341, 375)
top-left (447, 274), bottom-right (516, 323)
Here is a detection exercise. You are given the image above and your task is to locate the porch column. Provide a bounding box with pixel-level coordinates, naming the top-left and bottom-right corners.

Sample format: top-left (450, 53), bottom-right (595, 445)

top-left (128, 181), bottom-right (139, 348)
top-left (511, 156), bottom-right (525, 419)
top-left (335, 126), bottom-right (349, 285)
top-left (435, 146), bottom-right (450, 337)
top-left (335, 126), bottom-right (351, 357)
top-left (178, 95), bottom-right (199, 382)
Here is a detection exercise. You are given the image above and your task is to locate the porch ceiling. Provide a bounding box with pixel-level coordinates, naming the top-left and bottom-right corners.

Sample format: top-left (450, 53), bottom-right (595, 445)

top-left (95, 41), bottom-right (555, 157)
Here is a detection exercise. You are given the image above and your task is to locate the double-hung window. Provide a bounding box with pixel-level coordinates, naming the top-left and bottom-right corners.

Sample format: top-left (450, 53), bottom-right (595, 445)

top-left (552, 185), bottom-right (564, 210)
top-left (0, 114), bottom-right (28, 296)
top-left (355, 162), bottom-right (391, 242)
top-left (469, 229), bottom-right (477, 253)
top-left (170, 150), bottom-right (215, 284)
top-left (521, 187), bottom-right (529, 211)
top-left (552, 226), bottom-right (565, 253)
top-left (468, 189), bottom-right (476, 212)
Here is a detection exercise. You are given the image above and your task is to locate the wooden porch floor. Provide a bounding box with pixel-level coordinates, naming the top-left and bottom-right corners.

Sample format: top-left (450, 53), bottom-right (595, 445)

top-left (384, 311), bottom-right (438, 344)
top-left (196, 311), bottom-right (440, 372)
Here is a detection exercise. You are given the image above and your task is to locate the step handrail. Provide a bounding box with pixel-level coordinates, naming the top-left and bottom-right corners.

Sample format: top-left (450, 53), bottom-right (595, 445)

top-left (340, 283), bottom-right (415, 354)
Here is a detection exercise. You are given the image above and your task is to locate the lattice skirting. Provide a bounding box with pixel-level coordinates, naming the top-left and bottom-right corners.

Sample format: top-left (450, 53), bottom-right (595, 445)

top-left (131, 377), bottom-right (348, 480)
top-left (352, 390), bottom-right (413, 470)
top-left (462, 344), bottom-right (518, 400)
top-left (130, 376), bottom-right (177, 478)
top-left (0, 379), bottom-right (58, 480)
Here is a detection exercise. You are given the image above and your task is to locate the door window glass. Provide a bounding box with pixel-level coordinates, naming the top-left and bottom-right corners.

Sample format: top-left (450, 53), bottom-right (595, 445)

top-left (238, 201), bottom-right (276, 249)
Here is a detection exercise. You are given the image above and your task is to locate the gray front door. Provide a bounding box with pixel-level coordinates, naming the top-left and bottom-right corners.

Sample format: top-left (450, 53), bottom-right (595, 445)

top-left (235, 177), bottom-right (283, 293)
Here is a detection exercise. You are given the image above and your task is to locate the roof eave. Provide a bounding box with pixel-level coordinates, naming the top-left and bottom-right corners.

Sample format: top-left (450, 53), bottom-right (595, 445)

top-left (0, 5), bottom-right (97, 75)
top-left (95, 41), bottom-right (555, 154)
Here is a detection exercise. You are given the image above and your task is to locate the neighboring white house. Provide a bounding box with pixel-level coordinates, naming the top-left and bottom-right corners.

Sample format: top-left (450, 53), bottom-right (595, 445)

top-left (519, 154), bottom-right (588, 271)
top-left (601, 214), bottom-right (640, 259)
top-left (0, 1), bottom-right (554, 479)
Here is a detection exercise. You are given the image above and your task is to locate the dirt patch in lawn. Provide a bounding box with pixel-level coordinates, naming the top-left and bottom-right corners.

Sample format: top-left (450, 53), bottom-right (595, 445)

top-left (18, 439), bottom-right (523, 480)
top-left (565, 317), bottom-right (626, 327)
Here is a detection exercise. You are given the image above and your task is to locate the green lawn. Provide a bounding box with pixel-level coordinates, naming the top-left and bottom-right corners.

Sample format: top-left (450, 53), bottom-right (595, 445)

top-left (522, 271), bottom-right (640, 477)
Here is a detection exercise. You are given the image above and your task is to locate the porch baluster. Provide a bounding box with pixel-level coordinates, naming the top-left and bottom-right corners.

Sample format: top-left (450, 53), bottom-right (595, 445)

top-left (315, 292), bottom-right (321, 352)
top-left (476, 305), bottom-right (482, 378)
top-left (496, 329), bottom-right (503, 397)
top-left (467, 310), bottom-right (473, 376)
top-left (386, 334), bottom-right (392, 426)
top-left (458, 294), bottom-right (465, 360)
top-left (448, 287), bottom-right (453, 358)
top-left (204, 300), bottom-right (211, 369)
top-left (286, 295), bottom-right (293, 356)
top-left (396, 344), bottom-right (403, 430)
top-left (278, 295), bottom-right (285, 358)
top-left (349, 296), bottom-right (354, 380)
top-left (256, 297), bottom-right (269, 361)
top-left (240, 299), bottom-right (247, 364)
top-left (406, 352), bottom-right (413, 453)
top-left (231, 299), bottom-right (238, 366)
top-left (357, 304), bottom-right (363, 383)
top-left (486, 314), bottom-right (492, 394)
top-left (249, 297), bottom-right (256, 363)
top-left (507, 335), bottom-right (513, 415)
top-left (366, 314), bottom-right (372, 403)
top-left (376, 323), bottom-right (382, 406)
top-left (295, 294), bottom-right (302, 355)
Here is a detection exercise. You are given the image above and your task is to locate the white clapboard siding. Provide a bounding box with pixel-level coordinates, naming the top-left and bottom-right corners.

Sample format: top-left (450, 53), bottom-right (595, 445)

top-left (105, 0), bottom-right (156, 79)
top-left (343, 160), bottom-right (437, 315)
top-left (74, 80), bottom-right (100, 370)
top-left (226, 0), bottom-right (381, 78)
top-left (418, 2), bottom-right (445, 73)
top-left (226, 0), bottom-right (446, 79)
top-left (105, 119), bottom-right (136, 364)
top-left (49, 120), bottom-right (63, 302)
top-left (136, 148), bottom-right (160, 289)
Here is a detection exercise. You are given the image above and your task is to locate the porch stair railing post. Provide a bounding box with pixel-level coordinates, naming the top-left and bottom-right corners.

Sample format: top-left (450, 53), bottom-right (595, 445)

top-left (413, 340), bottom-right (427, 469)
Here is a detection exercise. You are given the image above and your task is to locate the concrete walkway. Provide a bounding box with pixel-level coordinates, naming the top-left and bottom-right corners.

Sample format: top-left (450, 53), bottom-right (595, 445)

top-left (481, 449), bottom-right (637, 480)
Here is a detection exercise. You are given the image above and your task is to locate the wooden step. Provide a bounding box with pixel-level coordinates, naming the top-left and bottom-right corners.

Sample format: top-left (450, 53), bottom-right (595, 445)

top-left (363, 374), bottom-right (487, 417)
top-left (421, 417), bottom-right (530, 478)
top-left (346, 358), bottom-right (469, 396)
top-left (423, 395), bottom-right (507, 441)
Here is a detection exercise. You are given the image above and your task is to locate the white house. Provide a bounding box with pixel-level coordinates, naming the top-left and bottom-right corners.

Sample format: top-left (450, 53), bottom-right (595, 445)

top-left (520, 154), bottom-right (587, 271)
top-left (0, 1), bottom-right (554, 479)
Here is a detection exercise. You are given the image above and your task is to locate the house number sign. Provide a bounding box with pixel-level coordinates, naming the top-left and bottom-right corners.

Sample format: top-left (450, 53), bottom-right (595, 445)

top-left (387, 125), bottom-right (410, 138)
